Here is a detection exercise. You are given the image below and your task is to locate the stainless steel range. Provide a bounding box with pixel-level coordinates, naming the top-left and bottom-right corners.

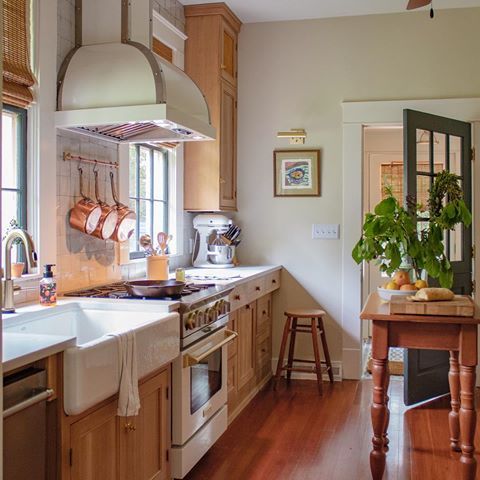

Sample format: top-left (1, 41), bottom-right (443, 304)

top-left (64, 280), bottom-right (237, 478)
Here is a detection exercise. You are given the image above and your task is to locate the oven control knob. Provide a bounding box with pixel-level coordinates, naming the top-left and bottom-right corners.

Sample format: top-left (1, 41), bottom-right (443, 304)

top-left (196, 311), bottom-right (205, 326)
top-left (218, 300), bottom-right (226, 314)
top-left (186, 312), bottom-right (197, 330)
top-left (207, 307), bottom-right (217, 323)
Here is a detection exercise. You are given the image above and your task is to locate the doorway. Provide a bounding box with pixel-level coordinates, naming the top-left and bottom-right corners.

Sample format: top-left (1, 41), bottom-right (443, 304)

top-left (361, 125), bottom-right (464, 379)
top-left (340, 97), bottom-right (480, 382)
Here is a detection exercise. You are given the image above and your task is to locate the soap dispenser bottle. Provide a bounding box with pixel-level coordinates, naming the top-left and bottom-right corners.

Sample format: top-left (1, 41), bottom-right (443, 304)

top-left (40, 264), bottom-right (57, 306)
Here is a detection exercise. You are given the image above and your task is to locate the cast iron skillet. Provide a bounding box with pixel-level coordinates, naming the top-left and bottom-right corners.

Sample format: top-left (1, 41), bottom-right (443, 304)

top-left (124, 280), bottom-right (186, 298)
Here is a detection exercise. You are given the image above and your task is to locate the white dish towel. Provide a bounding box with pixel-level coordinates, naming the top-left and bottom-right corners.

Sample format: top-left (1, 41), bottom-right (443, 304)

top-left (110, 330), bottom-right (141, 417)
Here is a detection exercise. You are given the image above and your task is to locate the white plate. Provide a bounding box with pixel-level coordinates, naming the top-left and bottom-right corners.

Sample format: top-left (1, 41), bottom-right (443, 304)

top-left (377, 287), bottom-right (414, 302)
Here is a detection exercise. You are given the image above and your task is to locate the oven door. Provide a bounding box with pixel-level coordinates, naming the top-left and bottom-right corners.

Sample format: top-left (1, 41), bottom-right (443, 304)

top-left (172, 327), bottom-right (237, 445)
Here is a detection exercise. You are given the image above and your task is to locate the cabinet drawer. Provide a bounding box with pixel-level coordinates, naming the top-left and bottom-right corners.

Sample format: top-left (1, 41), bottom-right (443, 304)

top-left (256, 296), bottom-right (271, 340)
top-left (265, 270), bottom-right (281, 293)
top-left (246, 277), bottom-right (266, 300)
top-left (230, 283), bottom-right (247, 310)
top-left (256, 335), bottom-right (271, 371)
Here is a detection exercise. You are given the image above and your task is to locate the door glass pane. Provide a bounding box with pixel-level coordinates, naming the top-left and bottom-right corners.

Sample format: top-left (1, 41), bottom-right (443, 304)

top-left (449, 135), bottom-right (462, 177)
top-left (153, 150), bottom-right (166, 200)
top-left (139, 147), bottom-right (151, 198)
top-left (190, 348), bottom-right (222, 414)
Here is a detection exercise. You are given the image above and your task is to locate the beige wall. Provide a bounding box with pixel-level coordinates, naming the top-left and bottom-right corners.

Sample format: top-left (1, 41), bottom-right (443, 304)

top-left (236, 8), bottom-right (480, 367)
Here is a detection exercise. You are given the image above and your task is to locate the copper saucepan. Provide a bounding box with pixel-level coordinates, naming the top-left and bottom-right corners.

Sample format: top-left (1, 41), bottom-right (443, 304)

top-left (69, 167), bottom-right (102, 235)
top-left (109, 171), bottom-right (136, 242)
top-left (91, 168), bottom-right (118, 240)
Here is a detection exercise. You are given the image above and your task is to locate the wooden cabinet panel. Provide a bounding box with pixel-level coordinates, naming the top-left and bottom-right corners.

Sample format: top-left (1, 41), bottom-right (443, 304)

top-left (236, 302), bottom-right (256, 390)
top-left (131, 369), bottom-right (170, 480)
top-left (68, 368), bottom-right (170, 480)
top-left (265, 270), bottom-right (281, 293)
top-left (227, 311), bottom-right (238, 359)
top-left (221, 22), bottom-right (236, 85)
top-left (256, 295), bottom-right (272, 341)
top-left (70, 400), bottom-right (122, 480)
top-left (219, 80), bottom-right (237, 209)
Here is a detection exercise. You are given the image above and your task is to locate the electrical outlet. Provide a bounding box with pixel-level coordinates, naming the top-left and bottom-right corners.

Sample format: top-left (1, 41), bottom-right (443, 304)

top-left (312, 224), bottom-right (340, 240)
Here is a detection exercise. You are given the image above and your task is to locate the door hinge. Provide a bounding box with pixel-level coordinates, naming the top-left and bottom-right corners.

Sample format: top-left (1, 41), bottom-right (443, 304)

top-left (166, 386), bottom-right (169, 400)
top-left (69, 448), bottom-right (73, 467)
top-left (471, 147), bottom-right (475, 161)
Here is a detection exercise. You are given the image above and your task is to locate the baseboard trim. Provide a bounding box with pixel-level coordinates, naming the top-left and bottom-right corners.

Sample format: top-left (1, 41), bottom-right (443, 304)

top-left (228, 373), bottom-right (272, 424)
top-left (271, 358), bottom-right (343, 382)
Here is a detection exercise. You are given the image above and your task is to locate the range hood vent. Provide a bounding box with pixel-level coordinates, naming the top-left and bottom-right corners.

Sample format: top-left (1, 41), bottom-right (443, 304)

top-left (55, 0), bottom-right (215, 144)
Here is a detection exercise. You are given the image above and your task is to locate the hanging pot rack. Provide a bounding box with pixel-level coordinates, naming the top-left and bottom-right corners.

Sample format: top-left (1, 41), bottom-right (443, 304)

top-left (63, 151), bottom-right (119, 169)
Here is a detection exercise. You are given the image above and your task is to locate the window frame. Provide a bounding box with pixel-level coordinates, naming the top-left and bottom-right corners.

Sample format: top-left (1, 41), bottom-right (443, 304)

top-left (129, 143), bottom-right (170, 260)
top-left (2, 104), bottom-right (28, 231)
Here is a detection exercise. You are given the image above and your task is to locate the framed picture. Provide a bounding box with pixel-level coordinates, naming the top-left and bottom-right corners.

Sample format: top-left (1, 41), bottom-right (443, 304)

top-left (273, 149), bottom-right (321, 197)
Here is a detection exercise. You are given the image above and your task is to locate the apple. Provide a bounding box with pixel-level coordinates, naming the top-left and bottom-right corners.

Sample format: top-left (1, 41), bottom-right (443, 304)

top-left (393, 270), bottom-right (411, 287)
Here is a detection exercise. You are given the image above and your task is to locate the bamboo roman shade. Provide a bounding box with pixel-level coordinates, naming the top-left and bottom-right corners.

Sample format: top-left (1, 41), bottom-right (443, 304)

top-left (3, 0), bottom-right (36, 107)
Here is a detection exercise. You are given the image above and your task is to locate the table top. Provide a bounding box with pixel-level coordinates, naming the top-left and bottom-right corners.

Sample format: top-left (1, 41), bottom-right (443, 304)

top-left (360, 292), bottom-right (480, 325)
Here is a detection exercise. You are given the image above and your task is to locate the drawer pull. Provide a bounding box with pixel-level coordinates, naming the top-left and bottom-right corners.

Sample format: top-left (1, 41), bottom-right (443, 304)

top-left (262, 310), bottom-right (267, 315)
top-left (272, 279), bottom-right (277, 284)
top-left (255, 286), bottom-right (261, 291)
top-left (234, 295), bottom-right (241, 300)
top-left (261, 348), bottom-right (266, 353)
top-left (125, 422), bottom-right (136, 432)
top-left (245, 304), bottom-right (250, 310)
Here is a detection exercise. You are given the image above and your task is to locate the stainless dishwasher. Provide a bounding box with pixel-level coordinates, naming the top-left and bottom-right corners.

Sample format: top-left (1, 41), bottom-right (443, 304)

top-left (3, 368), bottom-right (54, 480)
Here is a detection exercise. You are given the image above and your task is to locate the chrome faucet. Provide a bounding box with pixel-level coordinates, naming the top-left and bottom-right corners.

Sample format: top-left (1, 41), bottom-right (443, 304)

top-left (2, 228), bottom-right (38, 313)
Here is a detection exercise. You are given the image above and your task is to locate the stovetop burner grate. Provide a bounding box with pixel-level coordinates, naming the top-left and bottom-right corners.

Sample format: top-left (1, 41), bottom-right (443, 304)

top-left (64, 282), bottom-right (215, 300)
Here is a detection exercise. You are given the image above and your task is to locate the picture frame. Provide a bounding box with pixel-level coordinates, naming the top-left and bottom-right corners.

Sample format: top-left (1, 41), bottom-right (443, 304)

top-left (273, 149), bottom-right (321, 197)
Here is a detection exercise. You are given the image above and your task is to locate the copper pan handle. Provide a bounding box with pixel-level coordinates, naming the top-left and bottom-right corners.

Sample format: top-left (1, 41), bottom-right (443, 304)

top-left (78, 167), bottom-right (88, 199)
top-left (110, 171), bottom-right (121, 205)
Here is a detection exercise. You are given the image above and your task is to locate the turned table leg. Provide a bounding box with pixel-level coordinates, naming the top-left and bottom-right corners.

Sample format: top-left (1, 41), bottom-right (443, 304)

top-left (383, 364), bottom-right (390, 453)
top-left (459, 364), bottom-right (477, 480)
top-left (370, 357), bottom-right (389, 479)
top-left (448, 350), bottom-right (461, 452)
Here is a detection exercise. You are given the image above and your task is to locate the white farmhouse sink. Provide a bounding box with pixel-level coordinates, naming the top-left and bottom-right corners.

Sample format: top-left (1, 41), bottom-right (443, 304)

top-left (5, 301), bottom-right (180, 415)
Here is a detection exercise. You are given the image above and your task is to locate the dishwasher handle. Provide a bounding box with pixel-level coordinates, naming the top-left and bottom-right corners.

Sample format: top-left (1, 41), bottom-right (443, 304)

top-left (3, 388), bottom-right (54, 419)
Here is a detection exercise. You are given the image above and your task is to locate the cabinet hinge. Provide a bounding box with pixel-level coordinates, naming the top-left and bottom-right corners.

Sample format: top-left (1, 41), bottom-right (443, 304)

top-left (166, 449), bottom-right (169, 462)
top-left (472, 245), bottom-right (475, 259)
top-left (472, 280), bottom-right (476, 293)
top-left (471, 147), bottom-right (475, 161)
top-left (69, 448), bottom-right (73, 467)
top-left (166, 386), bottom-right (169, 400)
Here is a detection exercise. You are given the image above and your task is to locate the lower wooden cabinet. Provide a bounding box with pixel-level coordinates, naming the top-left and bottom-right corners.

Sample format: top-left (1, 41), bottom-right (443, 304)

top-left (227, 294), bottom-right (273, 420)
top-left (66, 367), bottom-right (170, 480)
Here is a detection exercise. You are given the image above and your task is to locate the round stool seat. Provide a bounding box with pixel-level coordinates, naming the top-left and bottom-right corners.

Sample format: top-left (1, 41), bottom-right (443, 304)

top-left (284, 308), bottom-right (326, 318)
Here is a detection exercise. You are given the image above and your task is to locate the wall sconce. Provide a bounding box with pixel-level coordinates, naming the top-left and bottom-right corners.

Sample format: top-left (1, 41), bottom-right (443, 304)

top-left (277, 128), bottom-right (307, 145)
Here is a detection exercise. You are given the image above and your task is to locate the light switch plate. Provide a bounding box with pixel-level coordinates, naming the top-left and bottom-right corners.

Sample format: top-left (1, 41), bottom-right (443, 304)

top-left (312, 224), bottom-right (340, 239)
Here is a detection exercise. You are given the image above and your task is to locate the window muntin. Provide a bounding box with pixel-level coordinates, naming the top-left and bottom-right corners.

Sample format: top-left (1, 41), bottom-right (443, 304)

top-left (129, 144), bottom-right (169, 259)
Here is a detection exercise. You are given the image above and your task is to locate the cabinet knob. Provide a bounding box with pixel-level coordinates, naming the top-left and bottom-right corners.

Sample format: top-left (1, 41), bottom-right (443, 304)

top-left (219, 177), bottom-right (226, 184)
top-left (262, 310), bottom-right (267, 315)
top-left (234, 295), bottom-right (240, 300)
top-left (221, 64), bottom-right (227, 70)
top-left (245, 304), bottom-right (250, 310)
top-left (125, 422), bottom-right (136, 432)
top-left (255, 286), bottom-right (261, 291)
top-left (272, 279), bottom-right (277, 284)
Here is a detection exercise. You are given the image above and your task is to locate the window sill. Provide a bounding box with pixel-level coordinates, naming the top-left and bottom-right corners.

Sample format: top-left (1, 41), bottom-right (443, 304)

top-left (8, 273), bottom-right (42, 286)
top-left (127, 253), bottom-right (183, 265)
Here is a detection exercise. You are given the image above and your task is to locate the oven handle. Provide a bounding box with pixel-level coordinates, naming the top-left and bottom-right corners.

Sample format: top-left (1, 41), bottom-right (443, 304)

top-left (183, 329), bottom-right (238, 368)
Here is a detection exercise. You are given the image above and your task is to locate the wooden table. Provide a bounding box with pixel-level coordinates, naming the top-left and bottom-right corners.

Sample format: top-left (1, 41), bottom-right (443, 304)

top-left (360, 293), bottom-right (480, 480)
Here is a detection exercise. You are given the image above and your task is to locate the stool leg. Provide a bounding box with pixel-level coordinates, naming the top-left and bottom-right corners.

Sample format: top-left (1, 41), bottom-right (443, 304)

top-left (318, 317), bottom-right (334, 384)
top-left (311, 318), bottom-right (323, 395)
top-left (286, 317), bottom-right (298, 383)
top-left (274, 315), bottom-right (291, 390)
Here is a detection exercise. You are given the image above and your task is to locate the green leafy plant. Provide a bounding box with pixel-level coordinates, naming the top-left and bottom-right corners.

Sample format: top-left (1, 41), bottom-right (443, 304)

top-left (352, 171), bottom-right (471, 288)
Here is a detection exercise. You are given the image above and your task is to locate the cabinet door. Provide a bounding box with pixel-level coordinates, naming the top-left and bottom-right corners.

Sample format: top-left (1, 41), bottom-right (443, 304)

top-left (236, 302), bottom-right (256, 390)
top-left (219, 80), bottom-right (237, 210)
top-left (70, 400), bottom-right (123, 480)
top-left (130, 369), bottom-right (171, 480)
top-left (220, 21), bottom-right (237, 85)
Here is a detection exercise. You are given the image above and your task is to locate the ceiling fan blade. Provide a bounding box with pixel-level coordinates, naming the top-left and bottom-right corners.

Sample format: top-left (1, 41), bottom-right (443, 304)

top-left (406, 0), bottom-right (431, 10)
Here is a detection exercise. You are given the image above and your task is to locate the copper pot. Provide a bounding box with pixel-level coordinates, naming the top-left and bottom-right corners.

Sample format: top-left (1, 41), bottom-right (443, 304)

top-left (69, 167), bottom-right (102, 235)
top-left (109, 171), bottom-right (136, 242)
top-left (91, 169), bottom-right (118, 240)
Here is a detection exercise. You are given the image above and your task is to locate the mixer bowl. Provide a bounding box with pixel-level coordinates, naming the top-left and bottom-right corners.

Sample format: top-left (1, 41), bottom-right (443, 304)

top-left (207, 245), bottom-right (235, 265)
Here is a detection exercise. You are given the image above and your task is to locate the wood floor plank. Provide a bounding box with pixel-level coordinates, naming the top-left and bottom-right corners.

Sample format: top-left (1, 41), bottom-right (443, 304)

top-left (184, 378), bottom-right (480, 480)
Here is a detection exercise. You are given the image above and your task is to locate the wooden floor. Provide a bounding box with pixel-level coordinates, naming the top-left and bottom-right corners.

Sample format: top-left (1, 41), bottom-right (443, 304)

top-left (184, 378), bottom-right (480, 480)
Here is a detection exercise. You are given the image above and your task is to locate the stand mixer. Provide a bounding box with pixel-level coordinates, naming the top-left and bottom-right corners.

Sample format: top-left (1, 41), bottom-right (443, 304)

top-left (192, 214), bottom-right (235, 268)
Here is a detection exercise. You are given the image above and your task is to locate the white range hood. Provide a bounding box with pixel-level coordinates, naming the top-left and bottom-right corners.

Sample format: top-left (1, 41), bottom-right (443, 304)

top-left (55, 0), bottom-right (215, 143)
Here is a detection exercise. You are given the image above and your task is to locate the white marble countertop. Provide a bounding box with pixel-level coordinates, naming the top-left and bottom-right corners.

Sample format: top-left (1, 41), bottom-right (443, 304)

top-left (3, 332), bottom-right (76, 373)
top-left (2, 265), bottom-right (281, 373)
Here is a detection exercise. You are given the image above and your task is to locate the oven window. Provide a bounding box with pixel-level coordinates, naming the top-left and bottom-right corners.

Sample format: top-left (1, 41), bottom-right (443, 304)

top-left (190, 348), bottom-right (222, 414)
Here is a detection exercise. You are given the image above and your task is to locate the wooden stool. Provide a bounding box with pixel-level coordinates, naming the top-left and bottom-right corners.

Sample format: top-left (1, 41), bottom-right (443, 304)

top-left (273, 309), bottom-right (334, 394)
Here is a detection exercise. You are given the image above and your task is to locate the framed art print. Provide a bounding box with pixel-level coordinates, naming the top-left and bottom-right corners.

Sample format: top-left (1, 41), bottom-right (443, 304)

top-left (273, 149), bottom-right (320, 197)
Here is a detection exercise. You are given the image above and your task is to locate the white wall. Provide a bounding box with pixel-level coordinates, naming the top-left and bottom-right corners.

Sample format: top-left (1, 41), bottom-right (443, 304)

top-left (236, 8), bottom-right (480, 370)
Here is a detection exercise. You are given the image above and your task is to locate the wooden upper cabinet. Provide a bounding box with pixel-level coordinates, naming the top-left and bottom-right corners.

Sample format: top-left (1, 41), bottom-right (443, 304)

top-left (184, 3), bottom-right (241, 212)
